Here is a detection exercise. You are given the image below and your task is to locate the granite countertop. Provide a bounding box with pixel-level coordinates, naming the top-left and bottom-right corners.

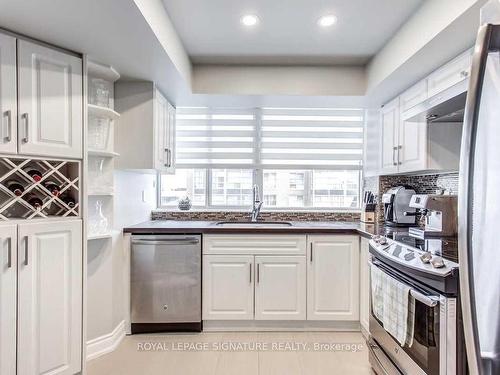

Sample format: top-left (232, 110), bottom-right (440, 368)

top-left (123, 220), bottom-right (381, 238)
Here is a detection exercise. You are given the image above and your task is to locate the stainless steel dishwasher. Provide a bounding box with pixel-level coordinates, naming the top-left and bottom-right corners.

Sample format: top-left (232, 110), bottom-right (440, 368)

top-left (130, 234), bottom-right (202, 333)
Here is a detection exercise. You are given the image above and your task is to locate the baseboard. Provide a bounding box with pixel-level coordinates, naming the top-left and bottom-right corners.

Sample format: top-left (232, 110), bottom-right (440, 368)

top-left (86, 320), bottom-right (126, 361)
top-left (202, 320), bottom-right (361, 332)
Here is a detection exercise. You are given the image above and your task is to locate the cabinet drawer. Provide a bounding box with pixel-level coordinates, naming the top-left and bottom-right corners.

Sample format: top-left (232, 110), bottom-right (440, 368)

top-left (427, 49), bottom-right (472, 98)
top-left (203, 234), bottom-right (307, 255)
top-left (400, 80), bottom-right (427, 113)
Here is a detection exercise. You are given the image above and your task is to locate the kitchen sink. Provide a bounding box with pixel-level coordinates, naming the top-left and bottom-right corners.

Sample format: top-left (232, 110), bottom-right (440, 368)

top-left (215, 221), bottom-right (293, 227)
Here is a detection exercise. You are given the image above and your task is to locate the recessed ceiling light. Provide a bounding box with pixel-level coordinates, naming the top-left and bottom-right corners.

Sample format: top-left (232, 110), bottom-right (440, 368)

top-left (240, 14), bottom-right (259, 27)
top-left (317, 14), bottom-right (337, 27)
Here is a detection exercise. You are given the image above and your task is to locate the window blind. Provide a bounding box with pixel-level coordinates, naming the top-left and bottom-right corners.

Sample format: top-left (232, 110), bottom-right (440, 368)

top-left (175, 107), bottom-right (364, 170)
top-left (175, 108), bottom-right (257, 168)
top-left (260, 108), bottom-right (364, 170)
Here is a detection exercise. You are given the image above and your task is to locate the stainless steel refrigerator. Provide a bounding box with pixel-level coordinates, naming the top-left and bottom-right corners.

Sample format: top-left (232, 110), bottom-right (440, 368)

top-left (459, 23), bottom-right (500, 375)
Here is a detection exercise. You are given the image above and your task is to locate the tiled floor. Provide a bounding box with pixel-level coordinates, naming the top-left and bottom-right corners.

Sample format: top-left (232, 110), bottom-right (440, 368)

top-left (87, 331), bottom-right (373, 375)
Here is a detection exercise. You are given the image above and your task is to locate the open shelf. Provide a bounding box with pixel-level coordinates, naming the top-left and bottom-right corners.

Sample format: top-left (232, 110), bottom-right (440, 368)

top-left (0, 157), bottom-right (80, 221)
top-left (88, 191), bottom-right (114, 196)
top-left (88, 104), bottom-right (120, 120)
top-left (87, 61), bottom-right (120, 82)
top-left (88, 149), bottom-right (120, 158)
top-left (88, 233), bottom-right (113, 241)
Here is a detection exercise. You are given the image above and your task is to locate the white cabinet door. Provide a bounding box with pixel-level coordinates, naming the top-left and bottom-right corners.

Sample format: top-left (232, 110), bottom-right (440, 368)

top-left (165, 102), bottom-right (176, 173)
top-left (398, 115), bottom-right (427, 173)
top-left (17, 220), bottom-right (82, 375)
top-left (399, 80), bottom-right (427, 113)
top-left (203, 255), bottom-right (254, 320)
top-left (154, 88), bottom-right (168, 171)
top-left (380, 98), bottom-right (399, 174)
top-left (359, 237), bottom-right (370, 334)
top-left (17, 40), bottom-right (83, 159)
top-left (427, 49), bottom-right (472, 99)
top-left (307, 235), bottom-right (360, 321)
top-left (0, 33), bottom-right (17, 154)
top-left (0, 224), bottom-right (17, 375)
top-left (255, 256), bottom-right (306, 320)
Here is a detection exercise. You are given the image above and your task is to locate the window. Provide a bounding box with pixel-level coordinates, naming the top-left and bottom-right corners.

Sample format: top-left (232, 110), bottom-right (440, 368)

top-left (211, 169), bottom-right (253, 206)
top-left (159, 107), bottom-right (363, 210)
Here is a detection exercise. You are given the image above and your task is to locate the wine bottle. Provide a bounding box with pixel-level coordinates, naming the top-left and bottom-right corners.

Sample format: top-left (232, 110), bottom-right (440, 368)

top-left (61, 195), bottom-right (76, 208)
top-left (43, 181), bottom-right (61, 196)
top-left (25, 194), bottom-right (43, 209)
top-left (23, 167), bottom-right (43, 182)
top-left (6, 180), bottom-right (24, 196)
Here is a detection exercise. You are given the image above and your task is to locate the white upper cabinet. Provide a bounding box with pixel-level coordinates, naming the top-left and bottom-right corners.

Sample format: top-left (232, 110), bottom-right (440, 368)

top-left (115, 81), bottom-right (175, 172)
top-left (0, 224), bottom-right (17, 375)
top-left (307, 235), bottom-right (360, 321)
top-left (17, 40), bottom-right (83, 159)
top-left (254, 256), bottom-right (306, 321)
top-left (154, 89), bottom-right (175, 172)
top-left (0, 33), bottom-right (17, 155)
top-left (380, 98), bottom-right (400, 174)
top-left (203, 255), bottom-right (254, 320)
top-left (17, 220), bottom-right (82, 375)
top-left (427, 49), bottom-right (472, 99)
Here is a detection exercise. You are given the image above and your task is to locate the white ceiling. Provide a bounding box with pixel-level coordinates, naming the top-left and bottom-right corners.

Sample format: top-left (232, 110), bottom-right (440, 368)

top-left (163, 0), bottom-right (424, 65)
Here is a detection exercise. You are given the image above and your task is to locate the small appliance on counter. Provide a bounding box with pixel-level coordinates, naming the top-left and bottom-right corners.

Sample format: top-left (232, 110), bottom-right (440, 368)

top-left (361, 190), bottom-right (376, 223)
top-left (382, 186), bottom-right (416, 227)
top-left (406, 194), bottom-right (458, 238)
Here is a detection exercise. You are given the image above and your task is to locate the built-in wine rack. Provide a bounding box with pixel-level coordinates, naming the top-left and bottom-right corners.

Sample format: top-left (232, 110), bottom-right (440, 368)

top-left (0, 156), bottom-right (80, 220)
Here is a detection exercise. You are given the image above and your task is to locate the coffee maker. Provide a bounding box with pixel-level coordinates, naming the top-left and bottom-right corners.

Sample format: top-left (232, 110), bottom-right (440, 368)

top-left (407, 194), bottom-right (458, 238)
top-left (382, 186), bottom-right (416, 226)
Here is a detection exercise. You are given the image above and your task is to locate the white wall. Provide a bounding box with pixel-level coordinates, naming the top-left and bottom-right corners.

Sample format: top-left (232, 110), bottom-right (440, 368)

top-left (86, 171), bottom-right (156, 343)
top-left (193, 65), bottom-right (366, 96)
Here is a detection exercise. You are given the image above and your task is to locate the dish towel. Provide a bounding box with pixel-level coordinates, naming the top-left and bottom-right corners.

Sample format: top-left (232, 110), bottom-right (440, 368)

top-left (371, 265), bottom-right (415, 346)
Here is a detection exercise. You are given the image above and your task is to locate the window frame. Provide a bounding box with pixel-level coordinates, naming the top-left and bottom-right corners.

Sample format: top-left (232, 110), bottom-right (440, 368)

top-left (159, 107), bottom-right (364, 211)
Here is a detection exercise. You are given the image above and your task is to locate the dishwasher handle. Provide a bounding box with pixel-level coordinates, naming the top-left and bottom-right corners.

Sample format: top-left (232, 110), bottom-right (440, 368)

top-left (131, 237), bottom-right (200, 246)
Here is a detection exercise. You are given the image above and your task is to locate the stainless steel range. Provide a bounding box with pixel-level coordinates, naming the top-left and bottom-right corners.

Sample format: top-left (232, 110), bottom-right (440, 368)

top-left (368, 234), bottom-right (463, 375)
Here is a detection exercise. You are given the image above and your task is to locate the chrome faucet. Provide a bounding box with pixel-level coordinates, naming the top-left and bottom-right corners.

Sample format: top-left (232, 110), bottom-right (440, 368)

top-left (251, 184), bottom-right (263, 222)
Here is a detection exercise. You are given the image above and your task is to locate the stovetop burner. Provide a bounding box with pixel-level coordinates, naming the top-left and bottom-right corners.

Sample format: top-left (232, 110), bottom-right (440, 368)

top-left (381, 226), bottom-right (459, 263)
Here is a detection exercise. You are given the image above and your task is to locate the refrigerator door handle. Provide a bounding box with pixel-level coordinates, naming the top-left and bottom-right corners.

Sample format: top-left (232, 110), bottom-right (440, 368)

top-left (459, 23), bottom-right (500, 375)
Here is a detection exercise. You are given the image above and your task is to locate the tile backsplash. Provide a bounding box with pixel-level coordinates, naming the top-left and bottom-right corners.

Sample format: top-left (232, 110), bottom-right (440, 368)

top-left (151, 210), bottom-right (360, 222)
top-left (363, 172), bottom-right (459, 222)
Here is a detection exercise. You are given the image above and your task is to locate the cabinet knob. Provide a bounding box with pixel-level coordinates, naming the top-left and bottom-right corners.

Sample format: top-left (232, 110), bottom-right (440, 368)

top-left (163, 304), bottom-right (168, 310)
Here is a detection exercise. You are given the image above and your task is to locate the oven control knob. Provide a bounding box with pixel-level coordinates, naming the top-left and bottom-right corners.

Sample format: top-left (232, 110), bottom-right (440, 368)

top-left (420, 252), bottom-right (433, 264)
top-left (430, 256), bottom-right (445, 269)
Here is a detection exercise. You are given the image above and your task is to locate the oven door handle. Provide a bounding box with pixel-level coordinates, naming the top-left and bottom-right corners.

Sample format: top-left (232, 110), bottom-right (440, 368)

top-left (371, 259), bottom-right (440, 307)
top-left (409, 290), bottom-right (439, 307)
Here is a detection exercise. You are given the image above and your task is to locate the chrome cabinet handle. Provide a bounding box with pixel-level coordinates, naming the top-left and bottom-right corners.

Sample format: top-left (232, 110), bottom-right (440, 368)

top-left (22, 113), bottom-right (29, 143)
top-left (249, 263), bottom-right (252, 283)
top-left (164, 148), bottom-right (171, 168)
top-left (6, 238), bottom-right (12, 268)
top-left (392, 146), bottom-right (397, 166)
top-left (398, 145), bottom-right (402, 165)
top-left (24, 236), bottom-right (29, 266)
top-left (310, 243), bottom-right (313, 263)
top-left (4, 110), bottom-right (12, 142)
top-left (257, 263), bottom-right (260, 283)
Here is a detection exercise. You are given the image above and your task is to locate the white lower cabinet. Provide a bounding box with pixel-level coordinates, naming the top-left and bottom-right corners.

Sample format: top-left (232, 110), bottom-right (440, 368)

top-left (307, 235), bottom-right (360, 321)
top-left (359, 237), bottom-right (370, 333)
top-left (12, 220), bottom-right (82, 375)
top-left (0, 224), bottom-right (17, 375)
top-left (202, 234), bottom-right (361, 325)
top-left (255, 256), bottom-right (306, 320)
top-left (203, 255), bottom-right (254, 320)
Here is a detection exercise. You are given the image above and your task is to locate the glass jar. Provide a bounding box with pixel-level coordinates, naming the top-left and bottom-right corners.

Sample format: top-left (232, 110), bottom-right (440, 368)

top-left (90, 78), bottom-right (110, 107)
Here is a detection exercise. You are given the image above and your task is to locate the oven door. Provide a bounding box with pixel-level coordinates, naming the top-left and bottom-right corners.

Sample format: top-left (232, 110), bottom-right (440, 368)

top-left (369, 259), bottom-right (456, 375)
